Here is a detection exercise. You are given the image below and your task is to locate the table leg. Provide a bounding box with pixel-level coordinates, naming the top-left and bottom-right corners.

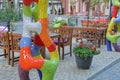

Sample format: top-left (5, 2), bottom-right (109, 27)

top-left (58, 36), bottom-right (60, 59)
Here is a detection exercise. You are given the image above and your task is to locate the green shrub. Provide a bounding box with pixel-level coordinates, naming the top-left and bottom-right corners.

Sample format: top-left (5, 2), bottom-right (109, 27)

top-left (0, 1), bottom-right (22, 22)
top-left (73, 44), bottom-right (100, 60)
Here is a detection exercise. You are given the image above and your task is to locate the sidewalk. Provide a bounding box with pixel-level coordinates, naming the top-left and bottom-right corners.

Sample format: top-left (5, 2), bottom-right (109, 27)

top-left (91, 60), bottom-right (120, 80)
top-left (54, 45), bottom-right (120, 80)
top-left (0, 45), bottom-right (120, 80)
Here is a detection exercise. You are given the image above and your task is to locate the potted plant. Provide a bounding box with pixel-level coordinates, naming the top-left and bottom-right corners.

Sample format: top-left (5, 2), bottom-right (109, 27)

top-left (52, 17), bottom-right (67, 28)
top-left (73, 41), bottom-right (100, 69)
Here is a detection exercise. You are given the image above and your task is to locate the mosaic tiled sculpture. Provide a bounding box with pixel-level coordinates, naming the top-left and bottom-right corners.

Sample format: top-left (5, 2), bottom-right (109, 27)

top-left (18, 0), bottom-right (59, 80)
top-left (106, 0), bottom-right (120, 51)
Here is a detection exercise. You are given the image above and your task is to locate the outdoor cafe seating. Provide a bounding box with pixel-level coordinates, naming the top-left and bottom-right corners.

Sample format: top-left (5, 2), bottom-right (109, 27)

top-left (0, 31), bottom-right (10, 60)
top-left (0, 31), bottom-right (21, 66)
top-left (10, 32), bottom-right (21, 66)
top-left (61, 24), bottom-right (107, 48)
top-left (0, 30), bottom-right (61, 66)
top-left (73, 27), bottom-right (97, 47)
top-left (0, 20), bottom-right (108, 66)
top-left (81, 19), bottom-right (108, 47)
top-left (51, 27), bottom-right (73, 60)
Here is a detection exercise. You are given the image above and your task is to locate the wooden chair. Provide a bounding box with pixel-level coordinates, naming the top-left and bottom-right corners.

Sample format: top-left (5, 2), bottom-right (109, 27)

top-left (52, 27), bottom-right (73, 60)
top-left (75, 27), bottom-right (97, 47)
top-left (73, 27), bottom-right (82, 42)
top-left (10, 32), bottom-right (21, 66)
top-left (81, 20), bottom-right (88, 27)
top-left (0, 31), bottom-right (10, 62)
top-left (81, 27), bottom-right (97, 46)
top-left (94, 22), bottom-right (108, 46)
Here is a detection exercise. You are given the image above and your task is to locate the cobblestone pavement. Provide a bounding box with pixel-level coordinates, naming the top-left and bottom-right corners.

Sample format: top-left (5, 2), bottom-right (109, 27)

top-left (91, 61), bottom-right (120, 80)
top-left (0, 45), bottom-right (120, 80)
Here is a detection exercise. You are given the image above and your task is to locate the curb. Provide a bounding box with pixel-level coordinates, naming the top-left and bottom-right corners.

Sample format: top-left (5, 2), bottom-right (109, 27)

top-left (88, 57), bottom-right (120, 80)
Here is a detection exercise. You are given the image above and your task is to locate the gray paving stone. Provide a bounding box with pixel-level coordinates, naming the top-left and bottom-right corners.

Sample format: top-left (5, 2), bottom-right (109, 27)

top-left (0, 44), bottom-right (120, 80)
top-left (90, 59), bottom-right (120, 80)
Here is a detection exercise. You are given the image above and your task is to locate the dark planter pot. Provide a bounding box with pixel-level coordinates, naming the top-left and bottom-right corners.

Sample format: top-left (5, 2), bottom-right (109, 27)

top-left (75, 55), bottom-right (93, 69)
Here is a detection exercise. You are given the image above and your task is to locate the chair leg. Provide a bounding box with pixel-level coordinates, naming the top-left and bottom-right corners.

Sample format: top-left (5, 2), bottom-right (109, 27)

top-left (3, 49), bottom-right (7, 58)
top-left (103, 37), bottom-right (106, 45)
top-left (8, 50), bottom-right (10, 65)
top-left (62, 47), bottom-right (64, 60)
top-left (12, 51), bottom-right (14, 67)
top-left (70, 44), bottom-right (72, 56)
top-left (98, 39), bottom-right (101, 48)
top-left (0, 49), bottom-right (6, 57)
top-left (58, 46), bottom-right (60, 59)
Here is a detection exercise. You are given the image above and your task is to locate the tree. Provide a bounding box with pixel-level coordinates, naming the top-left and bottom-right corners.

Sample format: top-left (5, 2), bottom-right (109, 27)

top-left (88, 0), bottom-right (110, 23)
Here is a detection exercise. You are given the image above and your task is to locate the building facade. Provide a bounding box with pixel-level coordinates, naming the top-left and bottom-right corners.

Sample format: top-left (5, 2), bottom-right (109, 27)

top-left (61, 0), bottom-right (110, 16)
top-left (0, 0), bottom-right (110, 16)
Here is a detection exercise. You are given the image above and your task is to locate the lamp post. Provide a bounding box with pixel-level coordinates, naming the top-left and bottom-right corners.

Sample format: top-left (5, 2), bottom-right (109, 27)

top-left (109, 0), bottom-right (113, 19)
top-left (7, 21), bottom-right (10, 32)
top-left (87, 0), bottom-right (90, 27)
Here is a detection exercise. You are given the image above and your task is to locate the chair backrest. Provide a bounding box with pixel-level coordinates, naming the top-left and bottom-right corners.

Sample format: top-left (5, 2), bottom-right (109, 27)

top-left (10, 32), bottom-right (21, 52)
top-left (59, 27), bottom-right (73, 45)
top-left (81, 20), bottom-right (94, 27)
top-left (73, 27), bottom-right (82, 38)
top-left (51, 28), bottom-right (60, 33)
top-left (81, 27), bottom-right (97, 41)
top-left (0, 31), bottom-right (10, 49)
top-left (51, 27), bottom-right (73, 45)
top-left (73, 27), bottom-right (97, 46)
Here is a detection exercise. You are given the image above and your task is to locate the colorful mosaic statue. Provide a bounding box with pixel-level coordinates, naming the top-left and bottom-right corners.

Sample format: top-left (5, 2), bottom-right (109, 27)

top-left (106, 0), bottom-right (120, 51)
top-left (18, 0), bottom-right (59, 80)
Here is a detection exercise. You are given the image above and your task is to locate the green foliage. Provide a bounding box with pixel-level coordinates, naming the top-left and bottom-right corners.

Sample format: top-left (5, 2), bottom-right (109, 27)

top-left (70, 0), bottom-right (80, 5)
top-left (90, 0), bottom-right (109, 8)
top-left (73, 46), bottom-right (100, 60)
top-left (90, 0), bottom-right (99, 8)
top-left (52, 18), bottom-right (67, 28)
top-left (0, 2), bottom-right (22, 22)
top-left (67, 18), bottom-right (75, 26)
top-left (103, 0), bottom-right (109, 3)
